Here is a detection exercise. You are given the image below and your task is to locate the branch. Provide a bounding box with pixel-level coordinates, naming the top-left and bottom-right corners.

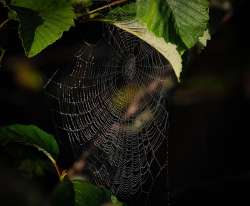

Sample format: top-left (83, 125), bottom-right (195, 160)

top-left (87, 0), bottom-right (128, 15)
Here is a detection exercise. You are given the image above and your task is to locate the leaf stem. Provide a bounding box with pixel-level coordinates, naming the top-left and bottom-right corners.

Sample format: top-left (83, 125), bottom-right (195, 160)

top-left (0, 19), bottom-right (10, 30)
top-left (32, 144), bottom-right (61, 178)
top-left (87, 0), bottom-right (128, 15)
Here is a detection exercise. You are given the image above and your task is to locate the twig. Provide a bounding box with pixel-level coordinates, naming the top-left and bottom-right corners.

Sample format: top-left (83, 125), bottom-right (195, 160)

top-left (87, 0), bottom-right (128, 15)
top-left (0, 48), bottom-right (5, 68)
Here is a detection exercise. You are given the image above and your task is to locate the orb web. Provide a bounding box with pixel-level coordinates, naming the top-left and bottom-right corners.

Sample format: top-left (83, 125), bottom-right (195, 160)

top-left (45, 24), bottom-right (176, 201)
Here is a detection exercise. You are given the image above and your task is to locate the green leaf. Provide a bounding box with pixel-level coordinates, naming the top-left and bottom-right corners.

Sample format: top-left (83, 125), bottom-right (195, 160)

top-left (103, 3), bottom-right (182, 79)
top-left (114, 20), bottom-right (182, 80)
top-left (0, 124), bottom-right (60, 178)
top-left (0, 124), bottom-right (59, 159)
top-left (52, 178), bottom-right (126, 206)
top-left (104, 0), bottom-right (209, 49)
top-left (73, 179), bottom-right (112, 206)
top-left (137, 0), bottom-right (209, 49)
top-left (103, 1), bottom-right (209, 79)
top-left (10, 0), bottom-right (75, 57)
top-left (52, 179), bottom-right (75, 206)
top-left (198, 29), bottom-right (211, 47)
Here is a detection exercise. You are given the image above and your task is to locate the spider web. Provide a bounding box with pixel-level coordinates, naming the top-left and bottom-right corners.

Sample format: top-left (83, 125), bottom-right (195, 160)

top-left (45, 24), bottom-right (176, 201)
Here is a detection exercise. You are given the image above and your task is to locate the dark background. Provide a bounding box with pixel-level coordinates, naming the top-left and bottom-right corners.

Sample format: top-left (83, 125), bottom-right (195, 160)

top-left (169, 0), bottom-right (250, 205)
top-left (1, 0), bottom-right (250, 205)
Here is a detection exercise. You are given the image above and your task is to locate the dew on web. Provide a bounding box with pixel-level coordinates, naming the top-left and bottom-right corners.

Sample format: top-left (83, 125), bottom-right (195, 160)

top-left (45, 24), bottom-right (177, 202)
top-left (123, 54), bottom-right (136, 81)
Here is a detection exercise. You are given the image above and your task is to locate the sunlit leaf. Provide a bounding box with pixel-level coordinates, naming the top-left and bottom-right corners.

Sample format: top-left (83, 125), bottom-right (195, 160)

top-left (10, 0), bottom-right (75, 57)
top-left (104, 3), bottom-right (182, 79)
top-left (137, 0), bottom-right (209, 49)
top-left (199, 29), bottom-right (211, 47)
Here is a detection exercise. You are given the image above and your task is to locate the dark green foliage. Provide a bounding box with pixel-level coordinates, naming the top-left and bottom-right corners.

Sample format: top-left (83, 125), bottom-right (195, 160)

top-left (0, 124), bottom-right (126, 205)
top-left (0, 124), bottom-right (59, 158)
